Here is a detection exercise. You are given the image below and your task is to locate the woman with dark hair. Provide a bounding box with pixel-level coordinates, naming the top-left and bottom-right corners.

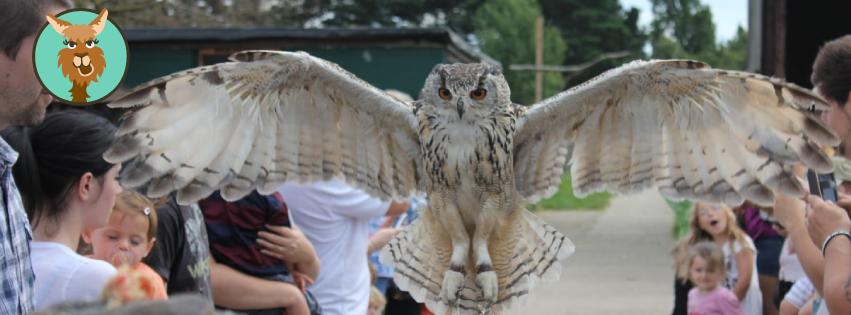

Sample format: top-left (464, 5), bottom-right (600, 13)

top-left (0, 110), bottom-right (123, 311)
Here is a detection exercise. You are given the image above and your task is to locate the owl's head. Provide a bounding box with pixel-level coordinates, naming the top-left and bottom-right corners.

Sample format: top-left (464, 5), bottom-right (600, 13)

top-left (421, 63), bottom-right (510, 121)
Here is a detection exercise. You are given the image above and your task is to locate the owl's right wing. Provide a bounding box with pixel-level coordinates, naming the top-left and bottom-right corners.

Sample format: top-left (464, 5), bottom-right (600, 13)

top-left (105, 50), bottom-right (423, 205)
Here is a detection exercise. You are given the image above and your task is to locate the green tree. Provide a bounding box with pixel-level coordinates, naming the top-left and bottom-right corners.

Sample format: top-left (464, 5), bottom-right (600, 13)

top-left (649, 0), bottom-right (748, 70)
top-left (538, 0), bottom-right (647, 88)
top-left (474, 0), bottom-right (567, 105)
top-left (321, 0), bottom-right (486, 34)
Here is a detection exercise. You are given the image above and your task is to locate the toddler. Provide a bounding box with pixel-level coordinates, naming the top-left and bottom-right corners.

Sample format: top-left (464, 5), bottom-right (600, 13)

top-left (683, 241), bottom-right (745, 315)
top-left (83, 190), bottom-right (167, 300)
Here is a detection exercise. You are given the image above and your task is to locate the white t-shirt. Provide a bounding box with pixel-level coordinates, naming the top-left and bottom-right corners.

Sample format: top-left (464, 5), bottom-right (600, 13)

top-left (722, 237), bottom-right (763, 315)
top-left (31, 241), bottom-right (117, 311)
top-left (784, 277), bottom-right (814, 309)
top-left (278, 180), bottom-right (390, 315)
top-left (779, 238), bottom-right (806, 282)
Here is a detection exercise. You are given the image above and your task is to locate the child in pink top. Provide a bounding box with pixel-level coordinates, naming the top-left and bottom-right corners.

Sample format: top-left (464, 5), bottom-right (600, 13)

top-left (683, 241), bottom-right (745, 315)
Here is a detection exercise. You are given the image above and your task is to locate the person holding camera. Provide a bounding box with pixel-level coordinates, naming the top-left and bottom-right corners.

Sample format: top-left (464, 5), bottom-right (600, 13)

top-left (775, 35), bottom-right (851, 315)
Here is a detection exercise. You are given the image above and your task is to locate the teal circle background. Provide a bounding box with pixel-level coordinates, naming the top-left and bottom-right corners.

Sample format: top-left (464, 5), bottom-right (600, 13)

top-left (34, 10), bottom-right (127, 104)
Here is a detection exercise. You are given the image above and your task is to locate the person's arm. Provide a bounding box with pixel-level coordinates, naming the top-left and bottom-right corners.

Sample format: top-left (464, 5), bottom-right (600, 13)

top-left (780, 299), bottom-right (800, 315)
top-left (807, 196), bottom-right (851, 315)
top-left (209, 255), bottom-right (309, 315)
top-left (385, 200), bottom-right (410, 216)
top-left (732, 248), bottom-right (755, 300)
top-left (774, 193), bottom-right (826, 295)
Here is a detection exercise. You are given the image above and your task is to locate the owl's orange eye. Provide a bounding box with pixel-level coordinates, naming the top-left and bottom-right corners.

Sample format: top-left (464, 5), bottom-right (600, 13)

top-left (470, 89), bottom-right (487, 100)
top-left (470, 89), bottom-right (488, 100)
top-left (438, 88), bottom-right (452, 99)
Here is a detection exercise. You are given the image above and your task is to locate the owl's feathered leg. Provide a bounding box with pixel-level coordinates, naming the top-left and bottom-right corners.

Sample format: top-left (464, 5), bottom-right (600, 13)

top-left (431, 195), bottom-right (470, 306)
top-left (472, 198), bottom-right (501, 306)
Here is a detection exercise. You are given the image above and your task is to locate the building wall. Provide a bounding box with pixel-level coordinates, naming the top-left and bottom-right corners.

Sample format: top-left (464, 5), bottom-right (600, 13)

top-left (125, 46), bottom-right (447, 99)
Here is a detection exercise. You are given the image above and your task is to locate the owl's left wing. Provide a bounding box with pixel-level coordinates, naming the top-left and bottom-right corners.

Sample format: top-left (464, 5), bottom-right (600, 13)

top-left (513, 60), bottom-right (839, 206)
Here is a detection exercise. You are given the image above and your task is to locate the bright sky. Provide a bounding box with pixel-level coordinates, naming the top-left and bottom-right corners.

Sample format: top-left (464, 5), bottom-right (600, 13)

top-left (619, 0), bottom-right (749, 43)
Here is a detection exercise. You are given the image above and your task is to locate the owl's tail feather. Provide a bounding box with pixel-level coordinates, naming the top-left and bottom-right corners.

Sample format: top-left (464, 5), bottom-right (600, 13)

top-left (379, 209), bottom-right (574, 315)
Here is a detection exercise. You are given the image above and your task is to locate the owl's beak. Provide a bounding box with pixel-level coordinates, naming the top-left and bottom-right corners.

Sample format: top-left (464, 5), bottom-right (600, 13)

top-left (456, 100), bottom-right (465, 118)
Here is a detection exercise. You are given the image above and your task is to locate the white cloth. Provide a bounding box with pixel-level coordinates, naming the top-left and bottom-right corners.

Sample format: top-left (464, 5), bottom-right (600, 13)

top-left (31, 241), bottom-right (116, 311)
top-left (278, 180), bottom-right (390, 315)
top-left (778, 238), bottom-right (806, 282)
top-left (784, 277), bottom-right (814, 309)
top-left (722, 237), bottom-right (763, 315)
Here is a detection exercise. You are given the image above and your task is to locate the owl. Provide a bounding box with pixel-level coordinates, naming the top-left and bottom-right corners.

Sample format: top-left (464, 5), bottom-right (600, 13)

top-left (103, 51), bottom-right (838, 315)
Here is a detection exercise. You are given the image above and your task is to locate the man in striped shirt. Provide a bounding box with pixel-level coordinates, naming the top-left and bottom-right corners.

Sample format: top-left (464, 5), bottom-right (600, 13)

top-left (0, 0), bottom-right (71, 313)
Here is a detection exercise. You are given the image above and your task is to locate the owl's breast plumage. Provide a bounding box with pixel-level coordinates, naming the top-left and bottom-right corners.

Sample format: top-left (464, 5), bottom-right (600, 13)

top-left (417, 107), bottom-right (518, 193)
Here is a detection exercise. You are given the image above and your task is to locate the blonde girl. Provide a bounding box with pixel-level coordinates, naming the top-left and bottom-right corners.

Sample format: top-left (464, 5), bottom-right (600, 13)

top-left (83, 190), bottom-right (167, 300)
top-left (676, 201), bottom-right (762, 315)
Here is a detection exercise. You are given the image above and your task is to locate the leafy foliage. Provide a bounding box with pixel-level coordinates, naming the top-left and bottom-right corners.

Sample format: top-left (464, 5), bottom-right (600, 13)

top-left (474, 0), bottom-right (567, 105)
top-left (649, 0), bottom-right (748, 70)
top-left (538, 0), bottom-right (648, 88)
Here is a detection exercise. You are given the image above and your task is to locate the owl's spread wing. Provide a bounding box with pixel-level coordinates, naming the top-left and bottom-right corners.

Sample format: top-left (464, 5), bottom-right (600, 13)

top-left (105, 50), bottom-right (422, 205)
top-left (513, 60), bottom-right (839, 206)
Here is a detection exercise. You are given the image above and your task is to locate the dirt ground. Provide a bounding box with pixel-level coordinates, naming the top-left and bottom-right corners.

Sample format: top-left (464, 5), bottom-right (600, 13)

top-left (510, 191), bottom-right (677, 315)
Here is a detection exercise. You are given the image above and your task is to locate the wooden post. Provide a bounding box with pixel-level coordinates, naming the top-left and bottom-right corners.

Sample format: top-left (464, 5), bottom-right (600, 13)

top-left (535, 16), bottom-right (543, 103)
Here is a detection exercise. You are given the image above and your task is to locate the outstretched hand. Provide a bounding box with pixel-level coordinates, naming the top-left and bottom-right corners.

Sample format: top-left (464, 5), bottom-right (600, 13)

top-left (805, 195), bottom-right (851, 247)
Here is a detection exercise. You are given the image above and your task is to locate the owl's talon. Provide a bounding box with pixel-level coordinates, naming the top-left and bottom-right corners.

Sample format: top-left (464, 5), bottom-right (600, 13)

top-left (476, 270), bottom-right (498, 304)
top-left (440, 270), bottom-right (465, 305)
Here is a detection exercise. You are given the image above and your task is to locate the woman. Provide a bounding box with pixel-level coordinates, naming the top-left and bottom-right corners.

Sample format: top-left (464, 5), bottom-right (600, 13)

top-left (1, 110), bottom-right (123, 310)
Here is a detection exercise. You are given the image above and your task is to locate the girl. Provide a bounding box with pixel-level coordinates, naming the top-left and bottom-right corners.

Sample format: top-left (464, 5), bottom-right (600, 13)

top-left (1, 110), bottom-right (122, 310)
top-left (676, 201), bottom-right (763, 315)
top-left (83, 190), bottom-right (167, 300)
top-left (681, 241), bottom-right (745, 315)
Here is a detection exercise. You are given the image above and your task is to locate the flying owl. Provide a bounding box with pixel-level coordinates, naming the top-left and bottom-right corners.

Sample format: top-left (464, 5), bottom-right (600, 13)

top-left (103, 51), bottom-right (838, 315)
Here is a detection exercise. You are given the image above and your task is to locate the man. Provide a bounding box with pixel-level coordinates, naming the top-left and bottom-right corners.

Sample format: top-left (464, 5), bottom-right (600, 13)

top-left (0, 0), bottom-right (72, 313)
top-left (774, 35), bottom-right (851, 315)
top-left (278, 180), bottom-right (409, 315)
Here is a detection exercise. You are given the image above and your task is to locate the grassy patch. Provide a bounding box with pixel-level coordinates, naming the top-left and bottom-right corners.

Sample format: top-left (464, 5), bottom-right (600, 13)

top-left (533, 172), bottom-right (614, 210)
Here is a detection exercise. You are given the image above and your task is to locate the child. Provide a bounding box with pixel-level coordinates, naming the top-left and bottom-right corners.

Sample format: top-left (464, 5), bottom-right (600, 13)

top-left (681, 241), bottom-right (745, 315)
top-left (676, 202), bottom-right (762, 315)
top-left (83, 191), bottom-right (167, 300)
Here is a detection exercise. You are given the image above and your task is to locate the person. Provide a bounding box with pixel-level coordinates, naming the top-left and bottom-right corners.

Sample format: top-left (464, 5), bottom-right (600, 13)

top-left (0, 0), bottom-right (72, 313)
top-left (779, 277), bottom-right (815, 315)
top-left (773, 35), bottom-right (851, 315)
top-left (277, 180), bottom-right (409, 315)
top-left (82, 190), bottom-right (167, 300)
top-left (138, 187), bottom-right (214, 300)
top-left (671, 237), bottom-right (695, 315)
top-left (1, 110), bottom-right (123, 310)
top-left (734, 201), bottom-right (784, 315)
top-left (774, 227), bottom-right (806, 309)
top-left (199, 190), bottom-right (320, 315)
top-left (681, 241), bottom-right (745, 315)
top-left (677, 202), bottom-right (762, 315)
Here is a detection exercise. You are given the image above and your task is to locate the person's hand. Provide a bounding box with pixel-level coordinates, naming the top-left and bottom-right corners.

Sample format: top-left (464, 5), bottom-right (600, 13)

top-left (280, 282), bottom-right (310, 315)
top-left (258, 225), bottom-right (314, 264)
top-left (805, 195), bottom-right (851, 247)
top-left (291, 270), bottom-right (314, 294)
top-left (774, 192), bottom-right (807, 229)
top-left (369, 227), bottom-right (403, 253)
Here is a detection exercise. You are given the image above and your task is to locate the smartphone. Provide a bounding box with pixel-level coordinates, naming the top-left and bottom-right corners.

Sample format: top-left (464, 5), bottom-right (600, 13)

top-left (392, 213), bottom-right (408, 229)
top-left (807, 169), bottom-right (839, 203)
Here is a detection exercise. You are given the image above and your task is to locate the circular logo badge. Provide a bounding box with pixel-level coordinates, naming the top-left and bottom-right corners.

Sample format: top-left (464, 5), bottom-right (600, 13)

top-left (33, 8), bottom-right (128, 106)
